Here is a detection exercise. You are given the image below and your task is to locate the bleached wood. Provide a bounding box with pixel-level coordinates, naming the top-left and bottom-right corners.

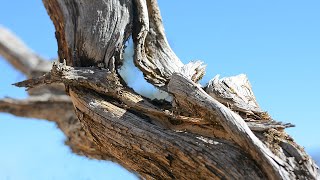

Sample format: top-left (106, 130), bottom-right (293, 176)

top-left (133, 0), bottom-right (206, 87)
top-left (42, 0), bottom-right (132, 68)
top-left (0, 0), bottom-right (318, 179)
top-left (205, 74), bottom-right (295, 131)
top-left (168, 73), bottom-right (319, 179)
top-left (206, 74), bottom-right (262, 115)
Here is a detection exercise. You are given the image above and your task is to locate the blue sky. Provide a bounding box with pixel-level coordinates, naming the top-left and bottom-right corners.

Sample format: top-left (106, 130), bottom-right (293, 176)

top-left (0, 0), bottom-right (319, 179)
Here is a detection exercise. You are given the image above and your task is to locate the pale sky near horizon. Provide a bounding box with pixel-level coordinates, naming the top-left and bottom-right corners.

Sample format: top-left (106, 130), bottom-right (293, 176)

top-left (0, 1), bottom-right (319, 179)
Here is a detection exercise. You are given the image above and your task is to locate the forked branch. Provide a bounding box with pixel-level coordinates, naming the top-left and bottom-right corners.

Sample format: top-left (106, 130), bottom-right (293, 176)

top-left (0, 0), bottom-right (318, 179)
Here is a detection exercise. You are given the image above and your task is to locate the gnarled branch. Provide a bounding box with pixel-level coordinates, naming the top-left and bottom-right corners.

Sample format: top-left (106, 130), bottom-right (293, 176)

top-left (0, 0), bottom-right (319, 179)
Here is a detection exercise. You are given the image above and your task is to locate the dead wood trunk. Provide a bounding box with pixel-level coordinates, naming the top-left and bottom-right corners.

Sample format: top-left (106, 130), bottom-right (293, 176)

top-left (0, 0), bottom-right (319, 179)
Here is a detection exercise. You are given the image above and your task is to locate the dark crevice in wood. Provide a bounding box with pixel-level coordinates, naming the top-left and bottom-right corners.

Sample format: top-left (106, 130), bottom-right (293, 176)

top-left (0, 0), bottom-right (319, 179)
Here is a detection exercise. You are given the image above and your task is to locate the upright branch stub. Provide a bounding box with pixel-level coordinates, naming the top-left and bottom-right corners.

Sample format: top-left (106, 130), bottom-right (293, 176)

top-left (206, 74), bottom-right (263, 115)
top-left (205, 74), bottom-right (295, 130)
top-left (43, 0), bottom-right (132, 68)
top-left (132, 0), bottom-right (206, 87)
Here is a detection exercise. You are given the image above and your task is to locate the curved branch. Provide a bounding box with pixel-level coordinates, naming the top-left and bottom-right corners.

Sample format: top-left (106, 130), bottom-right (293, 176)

top-left (1, 0), bottom-right (315, 179)
top-left (132, 0), bottom-right (206, 87)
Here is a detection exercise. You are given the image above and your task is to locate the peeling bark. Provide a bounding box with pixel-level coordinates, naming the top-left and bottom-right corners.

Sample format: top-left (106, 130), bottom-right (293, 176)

top-left (0, 0), bottom-right (319, 179)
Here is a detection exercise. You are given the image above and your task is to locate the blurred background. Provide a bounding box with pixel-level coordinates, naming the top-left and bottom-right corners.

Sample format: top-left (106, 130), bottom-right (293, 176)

top-left (0, 0), bottom-right (319, 179)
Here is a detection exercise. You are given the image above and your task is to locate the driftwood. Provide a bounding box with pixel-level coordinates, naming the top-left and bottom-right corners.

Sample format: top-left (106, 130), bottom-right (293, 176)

top-left (0, 0), bottom-right (319, 179)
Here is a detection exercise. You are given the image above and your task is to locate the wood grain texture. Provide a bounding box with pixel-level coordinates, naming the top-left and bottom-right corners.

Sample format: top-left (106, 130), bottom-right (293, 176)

top-left (69, 87), bottom-right (267, 179)
top-left (0, 0), bottom-right (319, 179)
top-left (43, 0), bottom-right (132, 68)
top-left (132, 0), bottom-right (206, 87)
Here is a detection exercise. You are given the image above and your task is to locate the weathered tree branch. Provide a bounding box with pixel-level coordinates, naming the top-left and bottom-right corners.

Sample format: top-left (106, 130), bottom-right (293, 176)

top-left (0, 95), bottom-right (71, 121)
top-left (0, 27), bottom-right (103, 161)
top-left (12, 60), bottom-right (318, 179)
top-left (168, 73), bottom-right (292, 179)
top-left (0, 26), bottom-right (65, 96)
top-left (15, 63), bottom-right (293, 134)
top-left (0, 0), bottom-right (319, 179)
top-left (42, 0), bottom-right (132, 68)
top-left (68, 87), bottom-right (267, 179)
top-left (132, 0), bottom-right (206, 87)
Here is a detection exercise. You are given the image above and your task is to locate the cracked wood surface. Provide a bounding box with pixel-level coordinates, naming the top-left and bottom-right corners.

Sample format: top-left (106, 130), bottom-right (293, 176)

top-left (0, 0), bottom-right (319, 179)
top-left (133, 0), bottom-right (206, 87)
top-left (168, 73), bottom-right (291, 180)
top-left (43, 0), bottom-right (132, 68)
top-left (69, 87), bottom-right (266, 179)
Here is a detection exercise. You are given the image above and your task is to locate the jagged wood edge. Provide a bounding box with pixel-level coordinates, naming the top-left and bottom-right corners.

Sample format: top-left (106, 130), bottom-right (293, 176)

top-left (0, 26), bottom-right (106, 160)
top-left (0, 0), bottom-right (318, 179)
top-left (0, 26), bottom-right (65, 96)
top-left (169, 73), bottom-right (319, 179)
top-left (69, 87), bottom-right (267, 179)
top-left (15, 62), bottom-right (292, 134)
top-left (14, 62), bottom-right (319, 179)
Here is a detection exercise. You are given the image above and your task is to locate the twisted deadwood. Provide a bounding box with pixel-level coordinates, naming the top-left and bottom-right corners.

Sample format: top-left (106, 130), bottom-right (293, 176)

top-left (0, 0), bottom-right (319, 179)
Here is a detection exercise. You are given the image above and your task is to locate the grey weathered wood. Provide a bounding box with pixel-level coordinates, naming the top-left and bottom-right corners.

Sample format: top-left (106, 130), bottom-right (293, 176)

top-left (0, 95), bottom-right (71, 122)
top-left (0, 95), bottom-right (105, 160)
top-left (69, 87), bottom-right (267, 179)
top-left (205, 74), bottom-right (295, 131)
top-left (43, 0), bottom-right (132, 68)
top-left (168, 73), bottom-right (290, 180)
top-left (133, 0), bottom-right (206, 87)
top-left (168, 73), bottom-right (319, 179)
top-left (205, 74), bottom-right (263, 115)
top-left (0, 0), bottom-right (319, 179)
top-left (15, 62), bottom-right (292, 134)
